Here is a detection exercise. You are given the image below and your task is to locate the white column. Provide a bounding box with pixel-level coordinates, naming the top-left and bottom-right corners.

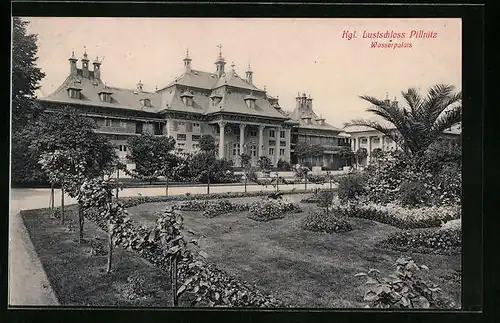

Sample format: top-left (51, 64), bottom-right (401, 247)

top-left (285, 127), bottom-right (291, 163)
top-left (379, 135), bottom-right (383, 150)
top-left (218, 121), bottom-right (226, 159)
top-left (239, 123), bottom-right (246, 166)
top-left (258, 125), bottom-right (265, 157)
top-left (275, 126), bottom-right (281, 165)
top-left (165, 119), bottom-right (171, 137)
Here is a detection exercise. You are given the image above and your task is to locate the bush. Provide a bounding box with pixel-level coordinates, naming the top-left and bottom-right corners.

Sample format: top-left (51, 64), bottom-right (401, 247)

top-left (248, 199), bottom-right (301, 222)
top-left (337, 172), bottom-right (368, 202)
top-left (307, 174), bottom-right (327, 184)
top-left (179, 200), bottom-right (208, 211)
top-left (345, 202), bottom-right (460, 229)
top-left (399, 180), bottom-right (430, 207)
top-left (276, 159), bottom-right (291, 171)
top-left (355, 257), bottom-right (456, 309)
top-left (377, 228), bottom-right (461, 255)
top-left (301, 210), bottom-right (352, 233)
top-left (203, 200), bottom-right (249, 218)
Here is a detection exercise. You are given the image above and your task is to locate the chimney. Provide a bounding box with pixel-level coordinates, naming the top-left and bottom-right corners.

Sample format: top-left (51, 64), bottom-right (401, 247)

top-left (69, 51), bottom-right (78, 76)
top-left (183, 49), bottom-right (192, 73)
top-left (92, 56), bottom-right (101, 80)
top-left (306, 94), bottom-right (313, 110)
top-left (245, 63), bottom-right (253, 84)
top-left (296, 92), bottom-right (301, 110)
top-left (392, 97), bottom-right (398, 108)
top-left (81, 48), bottom-right (90, 78)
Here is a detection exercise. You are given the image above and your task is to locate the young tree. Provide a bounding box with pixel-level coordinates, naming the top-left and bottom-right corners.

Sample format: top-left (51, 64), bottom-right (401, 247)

top-left (199, 134), bottom-right (216, 152)
top-left (32, 107), bottom-right (117, 241)
top-left (346, 85), bottom-right (462, 156)
top-left (126, 134), bottom-right (176, 184)
top-left (240, 153), bottom-right (252, 193)
top-left (310, 144), bottom-right (325, 166)
top-left (12, 17), bottom-right (46, 130)
top-left (294, 142), bottom-right (311, 165)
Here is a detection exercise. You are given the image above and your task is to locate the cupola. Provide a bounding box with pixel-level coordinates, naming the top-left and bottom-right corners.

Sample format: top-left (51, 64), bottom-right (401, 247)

top-left (214, 44), bottom-right (226, 78)
top-left (81, 48), bottom-right (90, 78)
top-left (245, 63), bottom-right (253, 84)
top-left (92, 56), bottom-right (102, 80)
top-left (69, 51), bottom-right (78, 76)
top-left (183, 49), bottom-right (192, 73)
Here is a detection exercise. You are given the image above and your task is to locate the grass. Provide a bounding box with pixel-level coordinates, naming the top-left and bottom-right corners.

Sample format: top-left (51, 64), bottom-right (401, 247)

top-left (21, 207), bottom-right (195, 307)
top-left (127, 194), bottom-right (462, 308)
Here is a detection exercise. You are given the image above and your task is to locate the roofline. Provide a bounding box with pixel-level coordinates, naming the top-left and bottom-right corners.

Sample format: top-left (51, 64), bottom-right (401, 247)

top-left (37, 98), bottom-right (162, 115)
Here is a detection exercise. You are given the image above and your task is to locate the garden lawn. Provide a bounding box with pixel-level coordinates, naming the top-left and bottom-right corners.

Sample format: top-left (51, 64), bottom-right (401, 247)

top-left (21, 207), bottom-right (195, 307)
top-left (127, 196), bottom-right (461, 308)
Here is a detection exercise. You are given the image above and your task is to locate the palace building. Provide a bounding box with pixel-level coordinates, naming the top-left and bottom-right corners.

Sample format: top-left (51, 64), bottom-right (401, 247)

top-left (38, 48), bottom-right (351, 170)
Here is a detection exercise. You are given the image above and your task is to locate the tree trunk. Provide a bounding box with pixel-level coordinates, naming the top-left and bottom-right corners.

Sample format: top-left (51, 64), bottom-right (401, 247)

top-left (304, 174), bottom-right (307, 191)
top-left (115, 168), bottom-right (120, 200)
top-left (106, 214), bottom-right (113, 273)
top-left (60, 187), bottom-right (65, 225)
top-left (78, 203), bottom-right (84, 243)
top-left (244, 176), bottom-right (247, 193)
top-left (171, 255), bottom-right (178, 307)
top-left (165, 176), bottom-right (169, 196)
top-left (207, 176), bottom-right (210, 195)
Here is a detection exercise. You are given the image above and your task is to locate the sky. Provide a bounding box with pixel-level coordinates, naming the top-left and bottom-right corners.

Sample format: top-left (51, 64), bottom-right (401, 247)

top-left (23, 17), bottom-right (461, 128)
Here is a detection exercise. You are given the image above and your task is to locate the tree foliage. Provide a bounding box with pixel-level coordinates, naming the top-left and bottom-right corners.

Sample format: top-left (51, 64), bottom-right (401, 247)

top-left (346, 85), bottom-right (461, 156)
top-left (126, 134), bottom-right (176, 183)
top-left (339, 146), bottom-right (354, 167)
top-left (199, 135), bottom-right (216, 152)
top-left (257, 156), bottom-right (273, 174)
top-left (12, 17), bottom-right (46, 130)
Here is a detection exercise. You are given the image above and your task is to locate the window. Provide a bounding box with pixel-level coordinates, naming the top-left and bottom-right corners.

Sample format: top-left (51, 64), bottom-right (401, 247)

top-left (269, 140), bottom-right (276, 146)
top-left (123, 145), bottom-right (127, 152)
top-left (360, 138), bottom-right (368, 144)
top-left (69, 89), bottom-right (80, 99)
top-left (250, 145), bottom-right (257, 157)
top-left (280, 141), bottom-right (286, 147)
top-left (279, 149), bottom-right (285, 156)
top-left (385, 137), bottom-right (392, 143)
top-left (280, 130), bottom-right (285, 138)
top-left (193, 123), bottom-right (201, 132)
top-left (119, 145), bottom-right (123, 152)
top-left (192, 143), bottom-right (199, 150)
top-left (179, 122), bottom-right (185, 127)
top-left (105, 119), bottom-right (112, 127)
top-left (269, 130), bottom-right (275, 138)
top-left (173, 121), bottom-right (179, 131)
top-left (232, 143), bottom-right (240, 156)
top-left (373, 137), bottom-right (380, 143)
top-left (250, 129), bottom-right (257, 137)
top-left (192, 135), bottom-right (200, 141)
top-left (177, 134), bottom-right (187, 141)
top-left (268, 148), bottom-right (275, 155)
top-left (186, 122), bottom-right (193, 132)
top-left (120, 121), bottom-right (127, 128)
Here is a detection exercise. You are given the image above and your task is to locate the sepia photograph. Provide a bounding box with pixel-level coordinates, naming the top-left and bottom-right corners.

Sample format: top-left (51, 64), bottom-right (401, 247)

top-left (10, 16), bottom-right (464, 310)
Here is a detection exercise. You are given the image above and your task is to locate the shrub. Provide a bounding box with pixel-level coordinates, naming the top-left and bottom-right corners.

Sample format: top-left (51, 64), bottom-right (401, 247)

top-left (277, 159), bottom-right (291, 171)
top-left (376, 228), bottom-right (461, 255)
top-left (355, 257), bottom-right (456, 309)
top-left (399, 180), bottom-right (429, 207)
top-left (307, 174), bottom-right (327, 184)
top-left (347, 202), bottom-right (460, 229)
top-left (203, 200), bottom-right (249, 218)
top-left (337, 171), bottom-right (368, 202)
top-left (316, 189), bottom-right (336, 211)
top-left (179, 200), bottom-right (208, 211)
top-left (301, 210), bottom-right (353, 233)
top-left (248, 199), bottom-right (301, 222)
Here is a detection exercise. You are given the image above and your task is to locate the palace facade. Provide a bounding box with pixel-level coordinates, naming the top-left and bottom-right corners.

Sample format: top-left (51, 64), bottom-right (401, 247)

top-left (38, 48), bottom-right (350, 170)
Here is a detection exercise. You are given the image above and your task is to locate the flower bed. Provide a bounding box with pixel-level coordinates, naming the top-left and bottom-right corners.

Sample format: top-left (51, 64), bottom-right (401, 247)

top-left (376, 227), bottom-right (461, 255)
top-left (301, 210), bottom-right (353, 233)
top-left (83, 207), bottom-right (285, 307)
top-left (248, 199), bottom-right (302, 222)
top-left (120, 189), bottom-right (311, 209)
top-left (179, 200), bottom-right (250, 218)
top-left (333, 200), bottom-right (461, 229)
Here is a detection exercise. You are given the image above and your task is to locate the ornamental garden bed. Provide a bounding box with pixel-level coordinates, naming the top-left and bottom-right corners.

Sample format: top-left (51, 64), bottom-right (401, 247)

top-left (126, 200), bottom-right (461, 308)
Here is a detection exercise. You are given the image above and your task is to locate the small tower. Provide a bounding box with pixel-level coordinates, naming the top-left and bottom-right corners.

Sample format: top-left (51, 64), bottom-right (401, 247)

top-left (245, 63), bottom-right (253, 84)
top-left (306, 94), bottom-right (313, 110)
top-left (384, 92), bottom-right (391, 106)
top-left (392, 96), bottom-right (399, 108)
top-left (92, 56), bottom-right (102, 80)
top-left (81, 48), bottom-right (90, 78)
top-left (214, 44), bottom-right (226, 78)
top-left (183, 49), bottom-right (192, 73)
top-left (137, 80), bottom-right (144, 93)
top-left (295, 92), bottom-right (302, 110)
top-left (69, 51), bottom-right (78, 76)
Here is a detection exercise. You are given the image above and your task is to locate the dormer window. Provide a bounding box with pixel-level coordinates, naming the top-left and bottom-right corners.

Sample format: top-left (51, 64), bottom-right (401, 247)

top-left (140, 98), bottom-right (151, 108)
top-left (98, 89), bottom-right (113, 103)
top-left (180, 90), bottom-right (194, 107)
top-left (67, 86), bottom-right (82, 99)
top-left (244, 91), bottom-right (257, 109)
top-left (209, 93), bottom-right (222, 106)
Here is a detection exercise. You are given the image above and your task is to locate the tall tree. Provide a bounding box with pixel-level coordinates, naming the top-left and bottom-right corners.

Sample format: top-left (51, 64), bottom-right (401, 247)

top-left (126, 134), bottom-right (176, 184)
top-left (12, 17), bottom-right (46, 130)
top-left (339, 146), bottom-right (354, 167)
top-left (346, 85), bottom-right (461, 156)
